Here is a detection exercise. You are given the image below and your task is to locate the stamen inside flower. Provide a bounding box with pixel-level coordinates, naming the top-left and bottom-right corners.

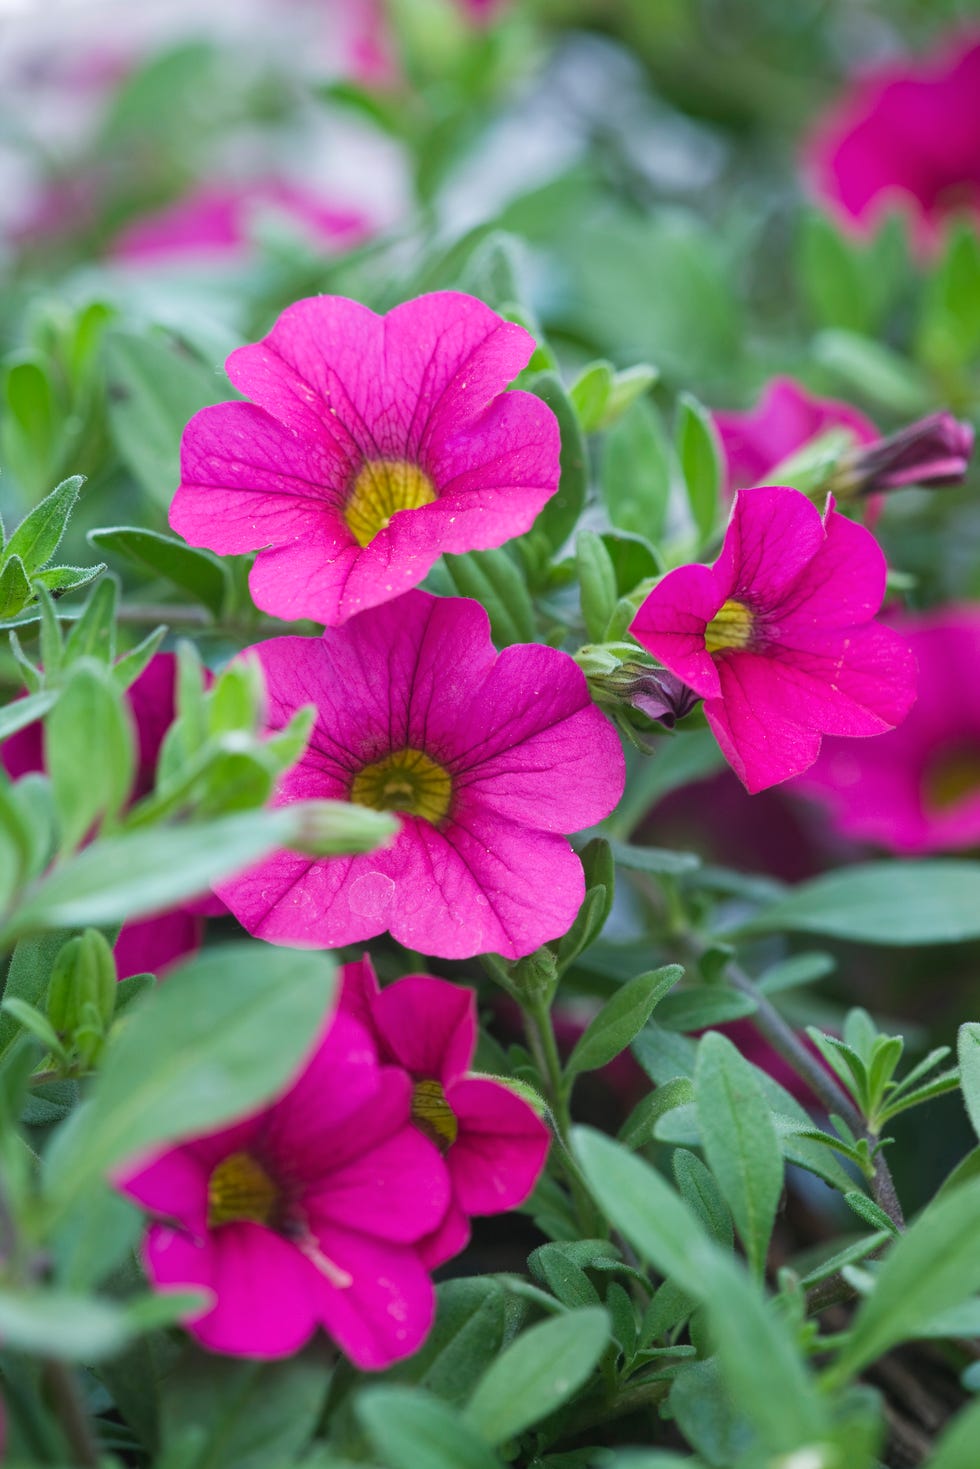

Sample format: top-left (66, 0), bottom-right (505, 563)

top-left (924, 745), bottom-right (980, 810)
top-left (411, 1079), bottom-right (458, 1151)
top-left (704, 599), bottom-right (755, 655)
top-left (350, 748), bottom-right (452, 823)
top-left (344, 458), bottom-right (437, 548)
top-left (208, 1152), bottom-right (279, 1228)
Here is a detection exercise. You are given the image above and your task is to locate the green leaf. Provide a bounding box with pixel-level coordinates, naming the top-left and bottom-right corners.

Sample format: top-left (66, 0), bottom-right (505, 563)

top-left (607, 838), bottom-right (700, 876)
top-left (917, 222), bottom-right (980, 370)
top-left (926, 1397), bottom-right (980, 1469)
top-left (601, 398), bottom-right (673, 543)
top-left (0, 554), bottom-right (32, 618)
top-left (567, 966), bottom-right (682, 1076)
top-left (669, 1357), bottom-right (751, 1469)
top-left (573, 1128), bottom-right (827, 1454)
top-left (6, 475), bottom-right (85, 576)
top-left (813, 329), bottom-right (931, 417)
top-left (528, 372), bottom-right (587, 552)
top-left (602, 364), bottom-right (659, 427)
top-left (4, 804), bottom-right (317, 939)
top-left (45, 660), bottom-right (135, 851)
top-left (35, 562), bottom-right (106, 595)
top-left (569, 360), bottom-right (614, 433)
top-left (3, 358), bottom-right (60, 497)
top-left (0, 929), bottom-right (74, 1063)
top-left (675, 394), bottom-right (721, 549)
top-left (958, 1023), bottom-right (980, 1140)
top-left (443, 548), bottom-right (535, 646)
top-left (694, 1033), bottom-right (783, 1278)
top-left (103, 330), bottom-right (230, 506)
top-left (63, 575), bottom-right (117, 664)
top-left (389, 1278), bottom-right (507, 1405)
top-left (464, 1308), bottom-right (610, 1447)
top-left (576, 530), bottom-right (619, 642)
top-left (825, 1176), bottom-right (980, 1386)
top-left (44, 942), bottom-right (335, 1209)
top-left (843, 1191), bottom-right (901, 1238)
top-left (734, 861), bottom-right (980, 946)
top-left (673, 1149), bottom-right (734, 1249)
top-left (0, 1287), bottom-right (134, 1362)
top-left (359, 1387), bottom-right (503, 1469)
top-left (798, 211), bottom-right (870, 333)
top-left (757, 952), bottom-right (835, 995)
top-left (528, 1244), bottom-right (601, 1308)
top-left (656, 986), bottom-right (757, 1032)
top-left (160, 1348), bottom-right (331, 1469)
top-left (88, 525), bottom-right (229, 617)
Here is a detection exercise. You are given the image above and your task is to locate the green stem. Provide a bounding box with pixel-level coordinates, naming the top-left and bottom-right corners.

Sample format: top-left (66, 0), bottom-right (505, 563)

top-left (42, 1359), bottom-right (100, 1468)
top-left (525, 998), bottom-right (602, 1237)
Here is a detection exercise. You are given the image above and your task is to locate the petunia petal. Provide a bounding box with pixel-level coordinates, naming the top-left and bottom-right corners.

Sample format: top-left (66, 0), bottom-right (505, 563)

top-left (144, 1222), bottom-right (319, 1359)
top-left (370, 974), bottom-right (476, 1083)
top-left (310, 1225), bottom-right (436, 1370)
top-left (446, 1076), bottom-right (550, 1215)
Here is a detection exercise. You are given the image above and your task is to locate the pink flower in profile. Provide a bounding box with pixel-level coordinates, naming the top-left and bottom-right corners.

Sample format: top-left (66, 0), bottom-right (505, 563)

top-left (216, 590), bottom-right (625, 960)
top-left (630, 487), bottom-right (917, 793)
top-left (794, 606), bottom-right (980, 853)
top-left (170, 292), bottom-right (559, 626)
top-left (1, 654), bottom-right (220, 979)
top-left (117, 1006), bottom-right (450, 1366)
top-left (111, 179), bottom-right (369, 266)
top-left (713, 378), bottom-right (877, 495)
top-left (804, 31), bottom-right (980, 251)
top-left (340, 957), bottom-right (549, 1267)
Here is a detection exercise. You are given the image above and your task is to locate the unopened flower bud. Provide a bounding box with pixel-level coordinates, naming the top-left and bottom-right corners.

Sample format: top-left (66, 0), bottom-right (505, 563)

top-left (47, 928), bottom-right (116, 1038)
top-left (592, 660), bottom-right (700, 728)
top-left (287, 800), bottom-right (399, 857)
top-left (828, 411), bottom-right (974, 498)
top-left (510, 947), bottom-right (559, 1005)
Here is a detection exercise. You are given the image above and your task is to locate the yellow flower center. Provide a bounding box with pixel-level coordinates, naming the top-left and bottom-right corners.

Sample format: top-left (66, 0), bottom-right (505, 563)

top-left (704, 599), bottom-right (755, 655)
top-left (344, 458), bottom-right (437, 547)
top-left (925, 746), bottom-right (980, 810)
top-left (411, 1079), bottom-right (458, 1151)
top-left (207, 1151), bottom-right (279, 1228)
top-left (350, 748), bottom-right (452, 824)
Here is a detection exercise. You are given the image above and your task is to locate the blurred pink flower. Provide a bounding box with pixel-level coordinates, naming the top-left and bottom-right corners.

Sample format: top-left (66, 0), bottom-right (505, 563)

top-left (340, 956), bottom-right (549, 1266)
top-left (630, 486), bottom-right (917, 792)
top-left (794, 606), bottom-right (980, 853)
top-left (713, 377), bottom-right (877, 495)
top-left (804, 31), bottom-right (980, 250)
top-left (1, 653), bottom-right (220, 979)
top-left (171, 291), bottom-right (560, 626)
top-left (216, 590), bottom-right (625, 960)
top-left (111, 179), bottom-right (370, 265)
top-left (117, 1006), bottom-right (450, 1366)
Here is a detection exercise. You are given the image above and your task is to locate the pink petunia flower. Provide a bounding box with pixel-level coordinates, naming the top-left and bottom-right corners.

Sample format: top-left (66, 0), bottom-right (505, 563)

top-left (340, 956), bottom-right (549, 1267)
top-left (804, 31), bottom-right (980, 251)
top-left (117, 1005), bottom-right (450, 1366)
top-left (629, 486), bottom-right (917, 793)
top-left (794, 606), bottom-right (980, 853)
top-left (1, 654), bottom-right (221, 978)
top-left (170, 291), bottom-right (560, 627)
top-left (216, 590), bottom-right (625, 960)
top-left (111, 179), bottom-right (370, 266)
top-left (713, 377), bottom-right (877, 496)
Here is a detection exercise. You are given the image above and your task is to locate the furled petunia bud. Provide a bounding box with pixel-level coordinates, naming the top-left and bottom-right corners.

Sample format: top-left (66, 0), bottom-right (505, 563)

top-left (828, 412), bottom-right (974, 498)
top-left (591, 660), bottom-right (700, 728)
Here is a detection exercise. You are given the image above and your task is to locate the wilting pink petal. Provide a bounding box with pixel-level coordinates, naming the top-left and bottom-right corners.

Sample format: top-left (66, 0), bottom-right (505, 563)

top-left (713, 378), bottom-right (877, 495)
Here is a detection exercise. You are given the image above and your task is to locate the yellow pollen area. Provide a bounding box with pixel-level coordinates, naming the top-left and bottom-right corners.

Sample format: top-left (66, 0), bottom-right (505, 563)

top-left (350, 747), bottom-right (452, 824)
top-left (344, 458), bottom-right (437, 548)
top-left (207, 1151), bottom-right (279, 1229)
top-left (411, 1079), bottom-right (458, 1152)
top-left (704, 599), bottom-right (755, 655)
top-left (925, 746), bottom-right (980, 810)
